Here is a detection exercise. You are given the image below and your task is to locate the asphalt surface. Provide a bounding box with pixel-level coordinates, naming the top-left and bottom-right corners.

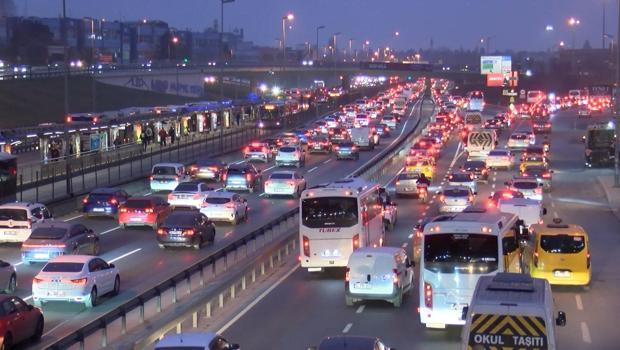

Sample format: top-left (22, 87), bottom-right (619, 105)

top-left (1, 96), bottom-right (427, 348)
top-left (220, 106), bottom-right (620, 350)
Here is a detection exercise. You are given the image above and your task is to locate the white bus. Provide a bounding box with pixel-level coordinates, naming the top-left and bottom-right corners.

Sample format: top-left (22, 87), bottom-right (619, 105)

top-left (299, 178), bottom-right (385, 272)
top-left (419, 208), bottom-right (521, 328)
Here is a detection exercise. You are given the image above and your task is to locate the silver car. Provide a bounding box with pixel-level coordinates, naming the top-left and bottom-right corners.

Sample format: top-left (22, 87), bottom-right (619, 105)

top-left (447, 172), bottom-right (477, 194)
top-left (395, 172), bottom-right (421, 196)
top-left (21, 222), bottom-right (100, 264)
top-left (439, 186), bottom-right (475, 213)
top-left (264, 171), bottom-right (307, 198)
top-left (0, 259), bottom-right (17, 293)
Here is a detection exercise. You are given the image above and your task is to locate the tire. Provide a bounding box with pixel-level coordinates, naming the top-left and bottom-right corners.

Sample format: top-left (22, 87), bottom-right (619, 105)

top-left (345, 295), bottom-right (354, 307)
top-left (392, 290), bottom-right (403, 308)
top-left (85, 287), bottom-right (98, 308)
top-left (5, 274), bottom-right (16, 293)
top-left (1, 333), bottom-right (12, 350)
top-left (92, 240), bottom-right (101, 256)
top-left (111, 275), bottom-right (120, 296)
top-left (193, 236), bottom-right (204, 250)
top-left (31, 316), bottom-right (44, 341)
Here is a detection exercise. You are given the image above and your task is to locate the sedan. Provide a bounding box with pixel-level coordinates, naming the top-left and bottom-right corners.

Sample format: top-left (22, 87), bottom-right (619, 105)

top-left (21, 223), bottom-right (100, 264)
top-left (462, 160), bottom-right (489, 182)
top-left (507, 132), bottom-right (534, 150)
top-left (189, 159), bottom-right (226, 181)
top-left (487, 189), bottom-right (525, 208)
top-left (264, 171), bottom-right (307, 198)
top-left (447, 172), bottom-right (477, 194)
top-left (157, 210), bottom-right (217, 248)
top-left (485, 149), bottom-right (514, 170)
top-left (521, 165), bottom-right (553, 192)
top-left (439, 186), bottom-right (475, 213)
top-left (275, 146), bottom-right (305, 168)
top-left (506, 177), bottom-right (543, 201)
top-left (118, 196), bottom-right (171, 229)
top-left (308, 135), bottom-right (332, 154)
top-left (0, 295), bottom-right (43, 348)
top-left (395, 172), bottom-right (422, 196)
top-left (0, 260), bottom-right (16, 293)
top-left (32, 255), bottom-right (120, 308)
top-left (168, 181), bottom-right (213, 209)
top-left (82, 187), bottom-right (129, 218)
top-left (375, 123), bottom-right (391, 138)
top-left (334, 142), bottom-right (359, 160)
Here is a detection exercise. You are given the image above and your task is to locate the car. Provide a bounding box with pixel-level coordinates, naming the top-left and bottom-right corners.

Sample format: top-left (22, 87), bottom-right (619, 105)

top-left (280, 132), bottom-right (300, 145)
top-left (345, 247), bottom-right (413, 307)
top-left (150, 163), bottom-right (190, 191)
top-left (243, 142), bottom-right (272, 162)
top-left (521, 146), bottom-right (548, 162)
top-left (381, 115), bottom-right (398, 129)
top-left (447, 172), bottom-right (477, 194)
top-left (438, 186), bottom-right (475, 213)
top-left (395, 171), bottom-right (423, 196)
top-left (189, 159), bottom-right (227, 181)
top-left (507, 132), bottom-right (534, 150)
top-left (578, 106), bottom-right (591, 117)
top-left (118, 196), bottom-right (171, 229)
top-left (199, 191), bottom-right (248, 224)
top-left (0, 260), bottom-right (16, 293)
top-left (405, 160), bottom-right (435, 179)
top-left (309, 336), bottom-right (395, 350)
top-left (260, 137), bottom-right (280, 155)
top-left (462, 160), bottom-right (489, 182)
top-left (223, 164), bottom-right (262, 193)
top-left (419, 136), bottom-right (442, 151)
top-left (82, 188), bottom-right (129, 218)
top-left (0, 295), bottom-right (44, 348)
top-left (328, 127), bottom-right (349, 144)
top-left (307, 135), bottom-right (332, 153)
top-left (32, 255), bottom-right (120, 308)
top-left (275, 145), bottom-right (305, 168)
top-left (313, 120), bottom-right (328, 134)
top-left (264, 171), bottom-right (307, 198)
top-left (410, 140), bottom-right (438, 159)
top-left (354, 114), bottom-right (370, 127)
top-left (334, 141), bottom-right (359, 160)
top-left (292, 129), bottom-right (309, 145)
top-left (157, 210), bottom-right (216, 249)
top-left (323, 117), bottom-right (338, 128)
top-left (21, 222), bottom-right (100, 264)
top-left (168, 181), bottom-right (214, 209)
top-left (154, 332), bottom-right (239, 350)
top-left (375, 123), bottom-right (391, 138)
top-left (520, 155), bottom-right (548, 174)
top-left (482, 118), bottom-right (502, 132)
top-left (485, 149), bottom-right (514, 170)
top-left (533, 119), bottom-right (552, 134)
top-left (0, 202), bottom-right (53, 244)
top-left (487, 189), bottom-right (525, 208)
top-left (521, 165), bottom-right (554, 192)
top-left (493, 113), bottom-right (510, 128)
top-left (506, 177), bottom-right (543, 201)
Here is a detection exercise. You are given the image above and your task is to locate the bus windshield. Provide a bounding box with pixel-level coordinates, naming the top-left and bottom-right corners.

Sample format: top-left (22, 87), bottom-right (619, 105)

top-left (301, 197), bottom-right (358, 228)
top-left (424, 233), bottom-right (498, 274)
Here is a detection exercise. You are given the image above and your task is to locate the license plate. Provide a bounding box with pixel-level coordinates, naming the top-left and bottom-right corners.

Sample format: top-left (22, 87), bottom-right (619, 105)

top-left (554, 270), bottom-right (571, 277)
top-left (48, 291), bottom-right (64, 296)
top-left (3, 231), bottom-right (16, 235)
top-left (34, 253), bottom-right (49, 259)
top-left (130, 217), bottom-right (143, 222)
top-left (355, 282), bottom-right (371, 289)
top-left (169, 230), bottom-right (182, 235)
top-left (93, 208), bottom-right (105, 212)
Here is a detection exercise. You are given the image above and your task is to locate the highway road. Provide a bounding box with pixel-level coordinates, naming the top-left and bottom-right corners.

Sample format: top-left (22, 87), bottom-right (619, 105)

top-left (0, 92), bottom-right (430, 348)
top-left (219, 106), bottom-right (620, 349)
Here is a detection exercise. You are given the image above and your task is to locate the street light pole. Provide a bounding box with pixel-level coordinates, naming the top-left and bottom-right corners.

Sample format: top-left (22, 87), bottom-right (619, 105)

top-left (62, 0), bottom-right (69, 119)
top-left (316, 25), bottom-right (325, 61)
top-left (219, 0), bottom-right (235, 151)
top-left (614, 0), bottom-right (620, 186)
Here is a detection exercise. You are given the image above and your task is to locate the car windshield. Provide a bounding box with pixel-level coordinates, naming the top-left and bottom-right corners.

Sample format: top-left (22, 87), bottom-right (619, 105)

top-left (464, 161), bottom-right (485, 169)
top-left (30, 227), bottom-right (67, 239)
top-left (174, 183), bottom-right (199, 192)
top-left (424, 233), bottom-right (498, 274)
top-left (443, 188), bottom-right (470, 197)
top-left (270, 173), bottom-right (294, 180)
top-left (126, 200), bottom-right (153, 208)
top-left (152, 166), bottom-right (176, 175)
top-left (279, 147), bottom-right (296, 152)
top-left (513, 181), bottom-right (538, 190)
top-left (302, 197), bottom-right (358, 228)
top-left (540, 234), bottom-right (585, 254)
top-left (42, 262), bottom-right (84, 273)
top-left (0, 208), bottom-right (28, 221)
top-left (450, 173), bottom-right (472, 182)
top-left (88, 193), bottom-right (114, 201)
top-left (489, 150), bottom-right (508, 156)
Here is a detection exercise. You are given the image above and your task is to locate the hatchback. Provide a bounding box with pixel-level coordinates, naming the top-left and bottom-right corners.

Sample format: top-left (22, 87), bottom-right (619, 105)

top-left (21, 222), bottom-right (100, 264)
top-left (82, 188), bottom-right (129, 218)
top-left (118, 196), bottom-right (171, 229)
top-left (157, 210), bottom-right (216, 249)
top-left (0, 295), bottom-right (43, 348)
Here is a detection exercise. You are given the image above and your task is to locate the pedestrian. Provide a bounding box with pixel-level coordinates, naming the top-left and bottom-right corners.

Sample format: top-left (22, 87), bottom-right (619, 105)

top-left (236, 112), bottom-right (241, 126)
top-left (159, 128), bottom-right (167, 147)
top-left (140, 133), bottom-right (147, 151)
top-left (169, 126), bottom-right (176, 145)
top-left (145, 126), bottom-right (153, 145)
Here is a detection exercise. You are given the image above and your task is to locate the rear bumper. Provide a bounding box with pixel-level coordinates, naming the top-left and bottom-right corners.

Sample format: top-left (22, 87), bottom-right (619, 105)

top-left (419, 306), bottom-right (466, 327)
top-left (0, 229), bottom-right (31, 243)
top-left (157, 236), bottom-right (196, 247)
top-left (21, 249), bottom-right (66, 263)
top-left (200, 208), bottom-right (236, 222)
top-left (245, 153), bottom-right (269, 162)
top-left (83, 206), bottom-right (118, 216)
top-left (150, 181), bottom-right (179, 191)
top-left (439, 204), bottom-right (468, 213)
top-left (345, 284), bottom-right (399, 301)
top-left (169, 199), bottom-right (202, 209)
top-left (531, 269), bottom-right (591, 285)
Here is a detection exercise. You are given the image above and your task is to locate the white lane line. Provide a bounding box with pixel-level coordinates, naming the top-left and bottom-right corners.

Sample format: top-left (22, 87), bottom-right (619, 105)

top-left (23, 295), bottom-right (32, 301)
top-left (342, 323), bottom-right (353, 334)
top-left (551, 202), bottom-right (556, 208)
top-left (575, 294), bottom-right (584, 311)
top-left (109, 248), bottom-right (142, 263)
top-left (65, 214), bottom-right (84, 221)
top-left (449, 142), bottom-right (463, 168)
top-left (323, 159), bottom-right (332, 164)
top-left (408, 233), bottom-right (414, 239)
top-left (13, 262), bottom-right (23, 267)
top-left (492, 177), bottom-right (497, 182)
top-left (144, 192), bottom-right (152, 196)
top-left (100, 226), bottom-right (121, 235)
top-left (402, 242), bottom-right (408, 248)
top-left (491, 183), bottom-right (496, 189)
top-left (581, 322), bottom-right (592, 343)
top-left (417, 219), bottom-right (423, 223)
top-left (383, 167), bottom-right (404, 187)
top-left (553, 211), bottom-right (559, 218)
top-left (356, 305), bottom-right (365, 314)
top-left (263, 165), bottom-right (277, 172)
top-left (259, 193), bottom-right (266, 197)
top-left (307, 166), bottom-right (319, 173)
top-left (429, 200), bottom-right (435, 204)
top-left (218, 263), bottom-right (299, 334)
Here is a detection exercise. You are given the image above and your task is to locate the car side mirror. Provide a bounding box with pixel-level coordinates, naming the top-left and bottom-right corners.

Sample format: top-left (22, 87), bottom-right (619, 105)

top-left (474, 192), bottom-right (478, 195)
top-left (461, 306), bottom-right (469, 321)
top-left (109, 263), bottom-right (115, 269)
top-left (543, 208), bottom-right (548, 215)
top-left (556, 311), bottom-right (567, 327)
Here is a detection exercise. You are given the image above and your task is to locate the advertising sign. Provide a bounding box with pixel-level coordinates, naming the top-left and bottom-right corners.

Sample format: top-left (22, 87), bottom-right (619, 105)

top-left (487, 73), bottom-right (504, 87)
top-left (481, 56), bottom-right (512, 75)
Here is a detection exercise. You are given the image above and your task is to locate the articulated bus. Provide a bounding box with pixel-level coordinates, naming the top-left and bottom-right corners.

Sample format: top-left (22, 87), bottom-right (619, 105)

top-left (419, 208), bottom-right (521, 328)
top-left (299, 178), bottom-right (384, 272)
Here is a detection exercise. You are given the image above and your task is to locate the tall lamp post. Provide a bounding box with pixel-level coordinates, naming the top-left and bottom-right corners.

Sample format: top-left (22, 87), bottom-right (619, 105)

top-left (281, 13), bottom-right (294, 66)
top-left (316, 25), bottom-right (325, 61)
top-left (219, 0), bottom-right (235, 152)
top-left (614, 0), bottom-right (620, 186)
top-left (332, 32), bottom-right (341, 84)
top-left (568, 17), bottom-right (581, 49)
top-left (62, 0), bottom-right (69, 120)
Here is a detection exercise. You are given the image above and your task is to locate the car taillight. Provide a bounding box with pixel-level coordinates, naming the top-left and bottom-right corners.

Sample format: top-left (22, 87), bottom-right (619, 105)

top-left (109, 198), bottom-right (118, 205)
top-left (193, 193), bottom-right (202, 199)
top-left (201, 202), bottom-right (209, 208)
top-left (302, 235), bottom-right (310, 257)
top-left (168, 193), bottom-right (174, 200)
top-left (225, 202), bottom-right (235, 208)
top-left (149, 176), bottom-right (154, 181)
top-left (244, 146), bottom-right (250, 153)
top-left (535, 187), bottom-right (543, 194)
top-left (468, 195), bottom-right (474, 202)
top-left (222, 173), bottom-right (227, 181)
top-left (33, 277), bottom-right (44, 284)
top-left (439, 194), bottom-right (445, 202)
top-left (287, 181), bottom-right (295, 187)
top-left (395, 181), bottom-right (400, 185)
top-left (183, 229), bottom-right (195, 236)
top-left (83, 196), bottom-right (89, 204)
top-left (392, 268), bottom-right (400, 284)
top-left (522, 172), bottom-right (529, 177)
top-left (174, 176), bottom-right (179, 182)
top-left (246, 174), bottom-right (252, 182)
top-left (345, 267), bottom-right (350, 282)
top-left (424, 282), bottom-right (433, 309)
top-left (262, 147), bottom-right (267, 153)
top-left (352, 146), bottom-right (357, 151)
top-left (119, 207), bottom-right (127, 213)
top-left (145, 208), bottom-right (154, 213)
top-left (27, 218), bottom-right (32, 229)
top-left (352, 234), bottom-right (360, 250)
top-left (542, 172), bottom-right (551, 179)
top-left (70, 278), bottom-right (88, 285)
top-left (157, 228), bottom-right (167, 235)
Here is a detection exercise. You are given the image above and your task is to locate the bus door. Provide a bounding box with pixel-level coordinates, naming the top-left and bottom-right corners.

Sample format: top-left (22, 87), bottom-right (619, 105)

top-left (502, 228), bottom-right (521, 273)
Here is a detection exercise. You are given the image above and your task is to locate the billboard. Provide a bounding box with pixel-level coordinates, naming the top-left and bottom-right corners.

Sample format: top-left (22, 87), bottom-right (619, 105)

top-left (487, 73), bottom-right (504, 87)
top-left (481, 56), bottom-right (512, 75)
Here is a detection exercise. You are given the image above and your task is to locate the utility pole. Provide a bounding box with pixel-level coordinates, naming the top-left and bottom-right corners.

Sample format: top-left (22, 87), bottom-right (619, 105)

top-left (604, 1), bottom-right (607, 49)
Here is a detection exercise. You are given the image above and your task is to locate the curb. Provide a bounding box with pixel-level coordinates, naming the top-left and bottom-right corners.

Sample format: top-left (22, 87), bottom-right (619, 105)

top-left (596, 176), bottom-right (620, 221)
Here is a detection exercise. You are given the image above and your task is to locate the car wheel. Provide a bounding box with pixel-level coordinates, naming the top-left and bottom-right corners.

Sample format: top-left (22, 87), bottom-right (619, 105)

top-left (5, 274), bottom-right (16, 293)
top-left (345, 295), bottom-right (354, 307)
top-left (1, 333), bottom-right (12, 350)
top-left (392, 289), bottom-right (403, 308)
top-left (111, 275), bottom-right (120, 296)
top-left (193, 236), bottom-right (203, 250)
top-left (85, 287), bottom-right (98, 308)
top-left (31, 316), bottom-right (44, 341)
top-left (92, 240), bottom-right (101, 256)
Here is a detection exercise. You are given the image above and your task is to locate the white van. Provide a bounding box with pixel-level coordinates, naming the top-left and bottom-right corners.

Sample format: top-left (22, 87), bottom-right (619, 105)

top-left (150, 163), bottom-right (190, 191)
top-left (461, 273), bottom-right (566, 350)
top-left (345, 247), bottom-right (414, 307)
top-left (499, 198), bottom-right (547, 241)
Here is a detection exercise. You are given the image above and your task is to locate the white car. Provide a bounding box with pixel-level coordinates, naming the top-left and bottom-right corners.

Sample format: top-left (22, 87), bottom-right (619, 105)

top-left (447, 172), bottom-right (477, 194)
top-left (275, 146), bottom-right (305, 168)
top-left (507, 177), bottom-right (543, 201)
top-left (507, 132), bottom-right (535, 150)
top-left (150, 163), bottom-right (190, 191)
top-left (243, 142), bottom-right (271, 163)
top-left (264, 171), bottom-right (307, 198)
top-left (355, 114), bottom-right (370, 127)
top-left (324, 117), bottom-right (338, 128)
top-left (32, 255), bottom-right (120, 308)
top-left (199, 191), bottom-right (248, 224)
top-left (0, 202), bottom-right (53, 243)
top-left (439, 186), bottom-right (475, 213)
top-left (381, 115), bottom-right (397, 129)
top-left (485, 149), bottom-right (514, 170)
top-left (168, 181), bottom-right (214, 209)
top-left (0, 259), bottom-right (17, 293)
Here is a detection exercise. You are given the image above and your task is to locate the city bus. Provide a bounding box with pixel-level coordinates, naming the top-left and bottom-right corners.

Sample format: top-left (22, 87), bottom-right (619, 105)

top-left (466, 91), bottom-right (485, 112)
top-left (299, 178), bottom-right (384, 272)
top-left (257, 101), bottom-right (286, 129)
top-left (419, 208), bottom-right (521, 328)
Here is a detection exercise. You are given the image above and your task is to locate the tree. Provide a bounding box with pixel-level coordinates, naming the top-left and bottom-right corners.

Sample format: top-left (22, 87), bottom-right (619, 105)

top-left (9, 19), bottom-right (53, 65)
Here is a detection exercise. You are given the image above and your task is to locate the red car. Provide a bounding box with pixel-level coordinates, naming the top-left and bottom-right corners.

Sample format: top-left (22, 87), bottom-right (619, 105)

top-left (0, 295), bottom-right (43, 349)
top-left (118, 196), bottom-right (171, 229)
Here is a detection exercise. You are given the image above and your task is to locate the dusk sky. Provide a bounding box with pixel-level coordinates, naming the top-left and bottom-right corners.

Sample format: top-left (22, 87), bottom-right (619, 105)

top-left (25, 0), bottom-right (611, 52)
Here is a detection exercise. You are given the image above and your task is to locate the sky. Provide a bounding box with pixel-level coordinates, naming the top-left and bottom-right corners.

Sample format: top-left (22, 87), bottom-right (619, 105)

top-left (24, 0), bottom-right (612, 52)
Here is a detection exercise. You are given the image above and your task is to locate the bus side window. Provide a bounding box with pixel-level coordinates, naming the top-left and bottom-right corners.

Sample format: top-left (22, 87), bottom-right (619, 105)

top-left (502, 235), bottom-right (518, 256)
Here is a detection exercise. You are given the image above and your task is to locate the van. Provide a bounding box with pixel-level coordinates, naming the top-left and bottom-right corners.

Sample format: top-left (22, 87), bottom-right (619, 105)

top-left (345, 247), bottom-right (414, 307)
top-left (154, 333), bottom-right (239, 350)
top-left (461, 273), bottom-right (566, 350)
top-left (150, 163), bottom-right (189, 191)
top-left (498, 198), bottom-right (547, 240)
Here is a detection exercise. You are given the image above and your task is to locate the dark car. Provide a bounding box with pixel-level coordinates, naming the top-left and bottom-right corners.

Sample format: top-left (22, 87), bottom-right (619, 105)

top-left (334, 141), bottom-right (359, 160)
top-left (292, 129), bottom-right (309, 145)
top-left (223, 164), bottom-right (262, 193)
top-left (21, 222), bottom-right (100, 264)
top-left (0, 295), bottom-right (44, 349)
top-left (493, 113), bottom-right (510, 128)
top-left (483, 118), bottom-right (502, 132)
top-left (309, 335), bottom-right (394, 350)
top-left (189, 159), bottom-right (227, 181)
top-left (328, 127), bottom-right (349, 144)
top-left (375, 123), bottom-right (391, 137)
top-left (462, 160), bottom-right (489, 182)
top-left (82, 187), bottom-right (129, 218)
top-left (308, 135), bottom-right (332, 153)
top-left (261, 138), bottom-right (280, 155)
top-left (532, 119), bottom-right (552, 134)
top-left (156, 210), bottom-right (216, 249)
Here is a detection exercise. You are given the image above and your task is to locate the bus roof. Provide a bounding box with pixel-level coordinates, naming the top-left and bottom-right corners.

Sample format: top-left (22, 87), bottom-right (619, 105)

top-left (424, 209), bottom-right (518, 236)
top-left (304, 178), bottom-right (378, 197)
top-left (472, 273), bottom-right (547, 309)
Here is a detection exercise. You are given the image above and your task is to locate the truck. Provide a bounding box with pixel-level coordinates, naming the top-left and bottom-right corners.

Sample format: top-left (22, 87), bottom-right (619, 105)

top-left (584, 122), bottom-right (615, 167)
top-left (350, 126), bottom-right (375, 150)
top-left (466, 130), bottom-right (497, 159)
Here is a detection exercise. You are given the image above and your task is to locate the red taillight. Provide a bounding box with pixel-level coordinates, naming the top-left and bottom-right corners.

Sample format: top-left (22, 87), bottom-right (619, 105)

top-left (424, 282), bottom-right (433, 309)
top-left (302, 235), bottom-right (310, 257)
top-left (392, 268), bottom-right (400, 284)
top-left (225, 202), bottom-right (235, 208)
top-left (145, 208), bottom-right (154, 213)
top-left (157, 228), bottom-right (167, 235)
top-left (345, 267), bottom-right (350, 282)
top-left (439, 194), bottom-right (445, 202)
top-left (395, 181), bottom-right (400, 185)
top-left (262, 147), bottom-right (267, 153)
top-left (65, 115), bottom-right (72, 123)
top-left (522, 172), bottom-right (529, 177)
top-left (468, 195), bottom-right (474, 202)
top-left (244, 146), bottom-right (250, 153)
top-left (27, 219), bottom-right (32, 229)
top-left (82, 196), bottom-right (89, 204)
top-left (222, 173), bottom-right (227, 181)
top-left (119, 207), bottom-right (128, 213)
top-left (535, 187), bottom-right (543, 194)
top-left (33, 277), bottom-right (44, 284)
top-left (174, 176), bottom-right (179, 182)
top-left (352, 146), bottom-right (357, 151)
top-left (70, 278), bottom-right (88, 285)
top-left (109, 198), bottom-right (118, 205)
top-left (201, 202), bottom-right (209, 208)
top-left (287, 181), bottom-right (295, 187)
top-left (352, 234), bottom-right (360, 250)
top-left (149, 176), bottom-right (154, 181)
top-left (183, 229), bottom-right (195, 236)
top-left (542, 172), bottom-right (551, 179)
top-left (245, 174), bottom-right (252, 182)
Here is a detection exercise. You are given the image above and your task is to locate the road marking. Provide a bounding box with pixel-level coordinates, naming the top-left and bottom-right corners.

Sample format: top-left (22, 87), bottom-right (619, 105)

top-left (23, 295), bottom-right (32, 301)
top-left (65, 214), bottom-right (84, 221)
top-left (259, 193), bottom-right (266, 197)
top-left (551, 202), bottom-right (556, 208)
top-left (323, 159), bottom-right (332, 164)
top-left (100, 226), bottom-right (121, 235)
top-left (307, 166), bottom-right (319, 173)
top-left (449, 142), bottom-right (463, 168)
top-left (356, 305), bottom-right (365, 314)
top-left (553, 211), bottom-right (559, 218)
top-left (429, 200), bottom-right (435, 204)
top-left (417, 219), bottom-right (423, 223)
top-left (422, 211), bottom-right (427, 216)
top-left (218, 263), bottom-right (299, 334)
top-left (263, 165), bottom-right (276, 172)
top-left (109, 248), bottom-right (142, 264)
top-left (575, 294), bottom-right (584, 311)
top-left (224, 231), bottom-right (233, 238)
top-left (408, 233), bottom-right (414, 239)
top-left (581, 322), bottom-right (592, 343)
top-left (492, 177), bottom-right (497, 182)
top-left (13, 262), bottom-right (23, 267)
top-left (491, 183), bottom-right (496, 189)
top-left (342, 323), bottom-right (353, 333)
top-left (402, 242), bottom-right (408, 248)
top-left (232, 160), bottom-right (245, 165)
top-left (144, 192), bottom-right (152, 196)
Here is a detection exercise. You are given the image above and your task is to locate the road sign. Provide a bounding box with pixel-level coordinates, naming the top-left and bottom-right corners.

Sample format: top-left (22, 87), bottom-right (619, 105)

top-left (519, 89), bottom-right (526, 99)
top-left (503, 89), bottom-right (518, 97)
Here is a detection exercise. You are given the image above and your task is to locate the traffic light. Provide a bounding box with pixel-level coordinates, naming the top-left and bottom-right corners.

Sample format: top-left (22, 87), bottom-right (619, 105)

top-left (183, 58), bottom-right (189, 64)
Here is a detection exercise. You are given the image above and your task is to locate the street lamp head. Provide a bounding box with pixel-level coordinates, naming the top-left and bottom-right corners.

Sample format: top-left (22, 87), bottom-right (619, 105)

top-left (286, 13), bottom-right (294, 21)
top-left (545, 25), bottom-right (554, 31)
top-left (365, 40), bottom-right (370, 45)
top-left (395, 31), bottom-right (400, 36)
top-left (172, 36), bottom-right (179, 44)
top-left (142, 18), bottom-right (147, 24)
top-left (559, 41), bottom-right (565, 47)
top-left (568, 17), bottom-right (580, 26)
